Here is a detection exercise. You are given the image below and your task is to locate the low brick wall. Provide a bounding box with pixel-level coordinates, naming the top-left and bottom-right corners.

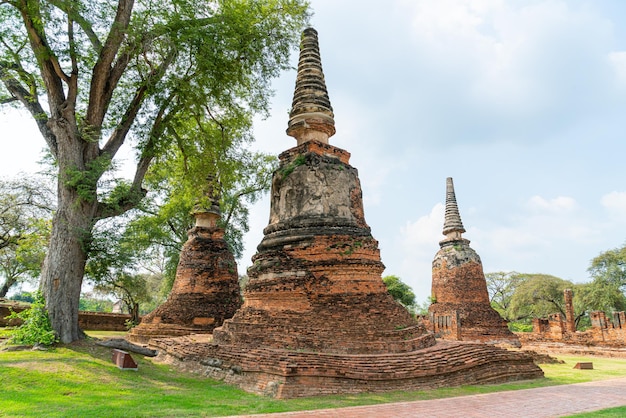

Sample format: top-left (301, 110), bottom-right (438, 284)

top-left (0, 302), bottom-right (133, 331)
top-left (78, 311), bottom-right (134, 331)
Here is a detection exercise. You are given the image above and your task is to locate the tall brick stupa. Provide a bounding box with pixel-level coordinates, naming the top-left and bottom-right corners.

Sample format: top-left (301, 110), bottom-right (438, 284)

top-left (152, 28), bottom-right (542, 398)
top-left (128, 177), bottom-right (241, 344)
top-left (210, 27), bottom-right (432, 356)
top-left (428, 177), bottom-right (520, 346)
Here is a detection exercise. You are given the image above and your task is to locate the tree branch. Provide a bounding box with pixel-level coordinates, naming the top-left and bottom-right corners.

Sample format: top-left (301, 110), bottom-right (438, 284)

top-left (0, 61), bottom-right (58, 158)
top-left (101, 46), bottom-right (177, 160)
top-left (17, 0), bottom-right (68, 109)
top-left (87, 0), bottom-right (134, 127)
top-left (48, 0), bottom-right (102, 52)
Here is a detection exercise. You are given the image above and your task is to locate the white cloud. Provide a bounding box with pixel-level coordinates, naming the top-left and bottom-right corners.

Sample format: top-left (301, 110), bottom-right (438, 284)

top-left (391, 0), bottom-right (621, 146)
top-left (527, 195), bottom-right (577, 213)
top-left (392, 203), bottom-right (444, 301)
top-left (609, 51), bottom-right (626, 88)
top-left (400, 203), bottom-right (444, 249)
top-left (601, 191), bottom-right (626, 215)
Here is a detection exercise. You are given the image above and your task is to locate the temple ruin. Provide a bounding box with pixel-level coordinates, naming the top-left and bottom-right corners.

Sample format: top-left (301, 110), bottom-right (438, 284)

top-left (519, 289), bottom-right (626, 352)
top-left (128, 178), bottom-right (241, 344)
top-left (152, 27), bottom-right (542, 398)
top-left (428, 178), bottom-right (520, 347)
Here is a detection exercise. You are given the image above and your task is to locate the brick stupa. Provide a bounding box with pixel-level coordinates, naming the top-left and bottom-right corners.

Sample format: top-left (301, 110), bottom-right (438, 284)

top-left (152, 28), bottom-right (542, 398)
top-left (428, 177), bottom-right (520, 346)
top-left (128, 178), bottom-right (241, 344)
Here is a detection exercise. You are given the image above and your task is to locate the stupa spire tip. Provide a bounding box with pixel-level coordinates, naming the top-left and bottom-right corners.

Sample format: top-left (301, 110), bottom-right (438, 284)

top-left (442, 177), bottom-right (466, 240)
top-left (286, 27), bottom-right (335, 145)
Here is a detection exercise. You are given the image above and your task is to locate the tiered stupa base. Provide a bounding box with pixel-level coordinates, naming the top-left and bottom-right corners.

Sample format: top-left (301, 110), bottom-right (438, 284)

top-left (151, 335), bottom-right (543, 398)
top-left (429, 302), bottom-right (520, 346)
top-left (429, 237), bottom-right (521, 347)
top-left (129, 226), bottom-right (241, 345)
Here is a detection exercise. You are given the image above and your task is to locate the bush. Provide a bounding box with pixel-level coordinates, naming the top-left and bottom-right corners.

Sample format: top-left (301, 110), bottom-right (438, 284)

top-left (508, 322), bottom-right (533, 332)
top-left (6, 291), bottom-right (58, 346)
top-left (9, 291), bottom-right (36, 303)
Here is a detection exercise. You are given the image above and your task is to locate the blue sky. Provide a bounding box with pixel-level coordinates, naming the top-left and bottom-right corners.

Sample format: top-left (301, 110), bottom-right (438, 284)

top-left (2, 0), bottom-right (626, 302)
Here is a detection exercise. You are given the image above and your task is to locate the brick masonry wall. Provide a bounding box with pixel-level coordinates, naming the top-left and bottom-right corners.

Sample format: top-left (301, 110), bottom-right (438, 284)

top-left (523, 310), bottom-right (626, 348)
top-left (1, 303), bottom-right (132, 331)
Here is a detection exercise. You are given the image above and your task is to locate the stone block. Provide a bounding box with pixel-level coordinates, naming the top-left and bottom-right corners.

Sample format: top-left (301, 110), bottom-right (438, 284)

top-left (111, 349), bottom-right (138, 370)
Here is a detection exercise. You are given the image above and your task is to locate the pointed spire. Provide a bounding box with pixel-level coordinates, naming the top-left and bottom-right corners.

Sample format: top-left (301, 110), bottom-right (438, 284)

top-left (286, 27), bottom-right (336, 145)
top-left (442, 177), bottom-right (466, 240)
top-left (193, 174), bottom-right (221, 228)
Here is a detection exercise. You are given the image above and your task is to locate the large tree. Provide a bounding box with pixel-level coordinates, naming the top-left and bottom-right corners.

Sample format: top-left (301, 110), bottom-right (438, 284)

top-left (485, 271), bottom-right (523, 320)
top-left (507, 273), bottom-right (575, 321)
top-left (584, 243), bottom-right (626, 313)
top-left (0, 0), bottom-right (309, 342)
top-left (588, 243), bottom-right (626, 292)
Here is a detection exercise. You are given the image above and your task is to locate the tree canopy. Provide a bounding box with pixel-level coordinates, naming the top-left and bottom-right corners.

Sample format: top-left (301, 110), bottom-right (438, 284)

top-left (382, 275), bottom-right (416, 308)
top-left (0, 0), bottom-right (310, 342)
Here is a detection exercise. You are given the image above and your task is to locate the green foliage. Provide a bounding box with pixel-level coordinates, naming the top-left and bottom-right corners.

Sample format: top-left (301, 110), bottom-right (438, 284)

top-left (8, 291), bottom-right (36, 303)
top-left (485, 271), bottom-right (524, 321)
top-left (507, 322), bottom-right (533, 332)
top-left (383, 275), bottom-right (416, 308)
top-left (0, 177), bottom-right (53, 297)
top-left (79, 293), bottom-right (114, 312)
top-left (279, 154), bottom-right (307, 178)
top-left (584, 243), bottom-right (626, 313)
top-left (588, 243), bottom-right (626, 290)
top-left (5, 292), bottom-right (58, 346)
top-left (507, 273), bottom-right (574, 321)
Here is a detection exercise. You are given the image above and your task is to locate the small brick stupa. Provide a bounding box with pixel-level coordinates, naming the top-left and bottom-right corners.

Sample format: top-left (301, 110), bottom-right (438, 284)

top-left (429, 177), bottom-right (520, 346)
top-left (152, 28), bottom-right (542, 398)
top-left (128, 177), bottom-right (241, 344)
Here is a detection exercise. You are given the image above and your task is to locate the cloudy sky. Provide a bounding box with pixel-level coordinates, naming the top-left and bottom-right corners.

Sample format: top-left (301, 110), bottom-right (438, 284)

top-left (2, 0), bottom-right (626, 302)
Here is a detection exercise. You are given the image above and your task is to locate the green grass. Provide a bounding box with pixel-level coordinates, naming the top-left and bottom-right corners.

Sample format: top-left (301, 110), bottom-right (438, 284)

top-left (568, 406), bottom-right (626, 417)
top-left (1, 340), bottom-right (626, 417)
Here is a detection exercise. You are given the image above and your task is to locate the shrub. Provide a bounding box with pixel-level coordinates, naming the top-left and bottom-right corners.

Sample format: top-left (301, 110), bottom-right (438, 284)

top-left (508, 322), bottom-right (533, 332)
top-left (6, 291), bottom-right (58, 346)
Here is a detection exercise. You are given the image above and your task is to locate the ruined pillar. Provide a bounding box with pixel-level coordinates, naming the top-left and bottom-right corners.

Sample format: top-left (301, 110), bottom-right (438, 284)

top-left (429, 178), bottom-right (520, 346)
top-left (564, 288), bottom-right (576, 333)
top-left (128, 178), bottom-right (241, 344)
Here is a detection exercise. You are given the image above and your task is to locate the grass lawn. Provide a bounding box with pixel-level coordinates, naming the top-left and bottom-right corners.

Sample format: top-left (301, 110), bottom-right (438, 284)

top-left (1, 336), bottom-right (626, 417)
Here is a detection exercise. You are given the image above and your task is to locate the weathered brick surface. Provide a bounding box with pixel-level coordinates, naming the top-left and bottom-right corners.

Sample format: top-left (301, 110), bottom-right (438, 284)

top-left (152, 336), bottom-right (543, 398)
top-left (428, 179), bottom-right (519, 347)
top-left (524, 306), bottom-right (626, 348)
top-left (212, 146), bottom-right (432, 355)
top-left (129, 226), bottom-right (241, 344)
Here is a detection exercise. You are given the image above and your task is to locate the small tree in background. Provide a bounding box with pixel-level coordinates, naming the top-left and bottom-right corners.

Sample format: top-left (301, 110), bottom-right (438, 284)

top-left (382, 275), bottom-right (417, 313)
top-left (0, 177), bottom-right (53, 297)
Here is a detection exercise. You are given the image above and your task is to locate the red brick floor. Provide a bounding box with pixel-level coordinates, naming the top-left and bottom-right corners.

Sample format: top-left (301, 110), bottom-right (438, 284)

top-left (228, 377), bottom-right (626, 418)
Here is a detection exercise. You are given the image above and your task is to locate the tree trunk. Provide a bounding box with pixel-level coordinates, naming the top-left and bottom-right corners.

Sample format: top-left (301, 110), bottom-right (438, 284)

top-left (40, 178), bottom-right (97, 343)
top-left (0, 277), bottom-right (17, 298)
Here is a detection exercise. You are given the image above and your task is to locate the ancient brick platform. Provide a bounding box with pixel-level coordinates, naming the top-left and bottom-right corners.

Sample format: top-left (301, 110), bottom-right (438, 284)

top-left (428, 178), bottom-right (520, 346)
top-left (129, 183), bottom-right (241, 344)
top-left (152, 335), bottom-right (543, 398)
